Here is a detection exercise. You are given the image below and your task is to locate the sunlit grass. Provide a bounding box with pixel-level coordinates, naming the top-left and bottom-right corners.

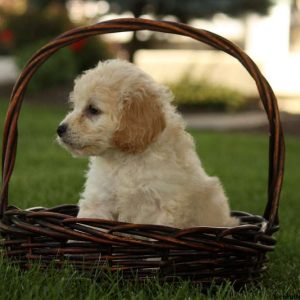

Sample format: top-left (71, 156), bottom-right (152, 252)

top-left (0, 100), bottom-right (299, 299)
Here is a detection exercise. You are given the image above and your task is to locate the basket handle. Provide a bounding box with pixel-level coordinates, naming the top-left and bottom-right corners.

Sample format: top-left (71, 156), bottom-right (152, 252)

top-left (0, 18), bottom-right (285, 229)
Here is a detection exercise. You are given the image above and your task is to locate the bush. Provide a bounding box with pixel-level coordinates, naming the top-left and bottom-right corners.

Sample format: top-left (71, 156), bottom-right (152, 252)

top-left (0, 10), bottom-right (13, 55)
top-left (15, 40), bottom-right (77, 93)
top-left (70, 37), bottom-right (112, 73)
top-left (0, 28), bottom-right (14, 55)
top-left (6, 10), bottom-right (72, 50)
top-left (169, 76), bottom-right (246, 111)
top-left (7, 9), bottom-right (111, 69)
top-left (9, 8), bottom-right (111, 93)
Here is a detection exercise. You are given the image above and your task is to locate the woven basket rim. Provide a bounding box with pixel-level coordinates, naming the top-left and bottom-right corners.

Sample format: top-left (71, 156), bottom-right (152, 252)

top-left (0, 17), bottom-right (284, 236)
top-left (0, 204), bottom-right (277, 251)
top-left (0, 18), bottom-right (285, 285)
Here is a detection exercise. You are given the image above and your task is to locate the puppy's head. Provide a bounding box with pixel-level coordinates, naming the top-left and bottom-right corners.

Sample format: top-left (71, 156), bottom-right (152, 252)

top-left (57, 59), bottom-right (167, 156)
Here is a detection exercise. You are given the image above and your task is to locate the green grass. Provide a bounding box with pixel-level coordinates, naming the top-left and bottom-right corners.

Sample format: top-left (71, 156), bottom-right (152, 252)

top-left (0, 100), bottom-right (299, 299)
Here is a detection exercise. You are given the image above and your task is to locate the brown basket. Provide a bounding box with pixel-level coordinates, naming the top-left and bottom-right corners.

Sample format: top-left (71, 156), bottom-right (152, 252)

top-left (0, 18), bottom-right (285, 285)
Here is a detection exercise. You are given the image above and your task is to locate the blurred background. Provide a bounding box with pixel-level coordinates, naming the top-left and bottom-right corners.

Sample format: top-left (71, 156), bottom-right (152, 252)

top-left (0, 0), bottom-right (300, 131)
top-left (0, 4), bottom-right (299, 294)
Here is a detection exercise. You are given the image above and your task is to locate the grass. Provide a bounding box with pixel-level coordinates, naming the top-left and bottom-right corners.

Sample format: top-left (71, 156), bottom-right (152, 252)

top-left (0, 99), bottom-right (299, 299)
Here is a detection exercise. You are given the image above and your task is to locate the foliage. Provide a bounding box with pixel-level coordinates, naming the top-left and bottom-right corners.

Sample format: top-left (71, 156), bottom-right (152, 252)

top-left (15, 40), bottom-right (77, 93)
top-left (27, 0), bottom-right (275, 19)
top-left (72, 37), bottom-right (112, 73)
top-left (7, 6), bottom-right (111, 91)
top-left (6, 9), bottom-right (72, 50)
top-left (169, 76), bottom-right (246, 111)
top-left (27, 0), bottom-right (68, 11)
top-left (107, 0), bottom-right (274, 20)
top-left (0, 28), bottom-right (14, 55)
top-left (13, 36), bottom-right (111, 93)
top-left (13, 40), bottom-right (110, 94)
top-left (2, 4), bottom-right (111, 67)
top-left (0, 100), bottom-right (299, 299)
top-left (105, 0), bottom-right (275, 61)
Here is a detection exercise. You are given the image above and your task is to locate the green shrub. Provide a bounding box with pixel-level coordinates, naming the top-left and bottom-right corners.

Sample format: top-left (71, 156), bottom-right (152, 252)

top-left (0, 10), bottom-right (13, 55)
top-left (71, 36), bottom-right (112, 73)
top-left (15, 40), bottom-right (77, 93)
top-left (169, 76), bottom-right (246, 111)
top-left (6, 10), bottom-right (72, 50)
top-left (9, 7), bottom-right (112, 93)
top-left (6, 8), bottom-right (111, 69)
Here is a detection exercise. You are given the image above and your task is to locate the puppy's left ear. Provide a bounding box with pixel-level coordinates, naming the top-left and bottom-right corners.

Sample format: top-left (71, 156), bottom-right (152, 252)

top-left (113, 85), bottom-right (166, 153)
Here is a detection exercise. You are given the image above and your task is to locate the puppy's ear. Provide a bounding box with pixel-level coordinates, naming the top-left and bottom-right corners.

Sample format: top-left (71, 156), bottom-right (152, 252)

top-left (113, 85), bottom-right (166, 154)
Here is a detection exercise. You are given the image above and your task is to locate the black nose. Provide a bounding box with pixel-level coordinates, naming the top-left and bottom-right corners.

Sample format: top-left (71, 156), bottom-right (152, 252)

top-left (57, 124), bottom-right (68, 137)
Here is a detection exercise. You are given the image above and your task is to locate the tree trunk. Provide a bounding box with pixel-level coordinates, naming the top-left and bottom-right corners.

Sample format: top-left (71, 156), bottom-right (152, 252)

top-left (127, 31), bottom-right (139, 62)
top-left (126, 0), bottom-right (146, 62)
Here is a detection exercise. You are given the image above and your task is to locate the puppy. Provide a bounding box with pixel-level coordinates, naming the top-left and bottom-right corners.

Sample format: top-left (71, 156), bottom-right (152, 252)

top-left (57, 59), bottom-right (238, 228)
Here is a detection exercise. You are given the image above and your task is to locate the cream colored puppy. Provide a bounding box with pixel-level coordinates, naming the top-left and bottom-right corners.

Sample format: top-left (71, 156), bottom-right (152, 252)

top-left (57, 59), bottom-right (238, 228)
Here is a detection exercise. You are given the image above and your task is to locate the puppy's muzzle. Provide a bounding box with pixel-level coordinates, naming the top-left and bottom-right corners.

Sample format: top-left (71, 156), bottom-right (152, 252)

top-left (57, 123), bottom-right (68, 137)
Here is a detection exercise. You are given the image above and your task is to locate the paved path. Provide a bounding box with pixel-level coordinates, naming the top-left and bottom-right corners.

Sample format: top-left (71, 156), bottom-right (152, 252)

top-left (182, 110), bottom-right (300, 136)
top-left (182, 111), bottom-right (268, 130)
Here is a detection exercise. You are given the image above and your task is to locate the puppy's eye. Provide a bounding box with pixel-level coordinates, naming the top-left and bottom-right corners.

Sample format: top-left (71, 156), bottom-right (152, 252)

top-left (87, 105), bottom-right (101, 116)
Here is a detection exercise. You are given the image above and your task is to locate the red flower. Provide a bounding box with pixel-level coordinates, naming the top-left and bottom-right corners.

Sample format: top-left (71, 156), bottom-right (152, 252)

top-left (0, 29), bottom-right (14, 44)
top-left (69, 39), bottom-right (86, 52)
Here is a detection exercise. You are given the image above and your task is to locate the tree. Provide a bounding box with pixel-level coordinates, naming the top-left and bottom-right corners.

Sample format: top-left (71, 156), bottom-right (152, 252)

top-left (109, 0), bottom-right (273, 21)
top-left (106, 0), bottom-right (274, 61)
top-left (27, 0), bottom-right (67, 10)
top-left (26, 0), bottom-right (275, 61)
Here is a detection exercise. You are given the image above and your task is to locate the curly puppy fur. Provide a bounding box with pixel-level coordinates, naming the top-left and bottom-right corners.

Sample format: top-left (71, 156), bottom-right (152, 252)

top-left (57, 59), bottom-right (238, 228)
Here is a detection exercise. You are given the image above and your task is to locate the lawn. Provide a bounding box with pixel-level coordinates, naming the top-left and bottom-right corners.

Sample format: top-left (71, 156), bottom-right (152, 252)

top-left (0, 100), bottom-right (299, 299)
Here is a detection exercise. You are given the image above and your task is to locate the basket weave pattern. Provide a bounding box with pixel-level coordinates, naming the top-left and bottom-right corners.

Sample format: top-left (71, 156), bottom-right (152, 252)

top-left (0, 18), bottom-right (285, 284)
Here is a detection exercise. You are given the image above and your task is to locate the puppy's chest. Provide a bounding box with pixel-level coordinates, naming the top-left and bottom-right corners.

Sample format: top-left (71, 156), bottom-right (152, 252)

top-left (90, 159), bottom-right (185, 220)
top-left (102, 167), bottom-right (159, 203)
top-left (88, 157), bottom-right (195, 223)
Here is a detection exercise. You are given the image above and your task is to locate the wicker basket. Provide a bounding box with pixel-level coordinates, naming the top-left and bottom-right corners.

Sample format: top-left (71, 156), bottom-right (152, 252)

top-left (0, 18), bottom-right (285, 285)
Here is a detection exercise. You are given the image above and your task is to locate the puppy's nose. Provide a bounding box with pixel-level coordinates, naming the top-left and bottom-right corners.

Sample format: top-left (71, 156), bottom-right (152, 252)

top-left (57, 123), bottom-right (68, 137)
